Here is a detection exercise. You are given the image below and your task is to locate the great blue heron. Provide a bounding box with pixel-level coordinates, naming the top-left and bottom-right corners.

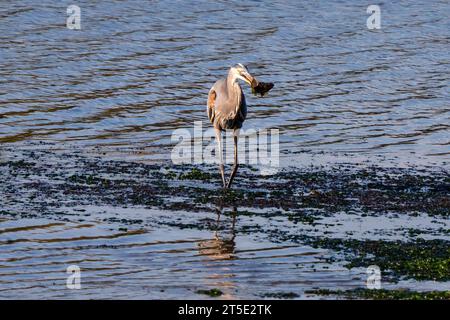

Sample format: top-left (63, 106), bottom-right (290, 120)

top-left (207, 64), bottom-right (256, 189)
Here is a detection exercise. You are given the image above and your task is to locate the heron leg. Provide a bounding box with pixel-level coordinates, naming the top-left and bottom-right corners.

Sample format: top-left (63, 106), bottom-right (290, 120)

top-left (226, 131), bottom-right (239, 189)
top-left (215, 129), bottom-right (226, 188)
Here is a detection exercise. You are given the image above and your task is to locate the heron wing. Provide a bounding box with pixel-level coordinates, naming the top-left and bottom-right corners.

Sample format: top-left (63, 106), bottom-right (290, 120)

top-left (207, 88), bottom-right (216, 123)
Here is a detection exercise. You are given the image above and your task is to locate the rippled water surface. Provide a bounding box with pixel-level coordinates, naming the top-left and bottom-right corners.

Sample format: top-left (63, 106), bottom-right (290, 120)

top-left (0, 148), bottom-right (449, 299)
top-left (0, 210), bottom-right (359, 299)
top-left (0, 0), bottom-right (449, 165)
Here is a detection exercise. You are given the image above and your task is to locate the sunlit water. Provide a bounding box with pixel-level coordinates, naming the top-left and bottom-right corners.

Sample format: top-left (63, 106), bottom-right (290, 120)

top-left (0, 0), bottom-right (449, 166)
top-left (0, 208), bottom-right (361, 299)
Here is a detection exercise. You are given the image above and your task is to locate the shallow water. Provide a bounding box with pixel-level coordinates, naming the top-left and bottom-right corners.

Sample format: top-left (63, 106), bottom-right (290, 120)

top-left (0, 0), bottom-right (449, 166)
top-left (0, 149), bottom-right (448, 299)
top-left (0, 209), bottom-right (361, 299)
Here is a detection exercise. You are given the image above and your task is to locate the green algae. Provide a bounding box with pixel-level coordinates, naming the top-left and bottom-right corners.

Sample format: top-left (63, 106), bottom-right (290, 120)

top-left (196, 288), bottom-right (223, 297)
top-left (2, 149), bottom-right (449, 289)
top-left (307, 288), bottom-right (450, 300)
top-left (179, 168), bottom-right (212, 181)
top-left (259, 292), bottom-right (299, 299)
top-left (307, 238), bottom-right (450, 281)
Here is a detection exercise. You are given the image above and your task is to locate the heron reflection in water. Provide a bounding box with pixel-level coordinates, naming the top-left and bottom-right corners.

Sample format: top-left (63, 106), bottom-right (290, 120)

top-left (197, 205), bottom-right (236, 260)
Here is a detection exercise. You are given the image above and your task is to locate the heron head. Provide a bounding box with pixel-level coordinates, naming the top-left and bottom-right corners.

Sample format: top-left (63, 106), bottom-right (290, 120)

top-left (230, 63), bottom-right (257, 87)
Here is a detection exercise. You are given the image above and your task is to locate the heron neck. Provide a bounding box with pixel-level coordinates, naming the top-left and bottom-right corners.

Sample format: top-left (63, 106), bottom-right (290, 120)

top-left (226, 73), bottom-right (241, 98)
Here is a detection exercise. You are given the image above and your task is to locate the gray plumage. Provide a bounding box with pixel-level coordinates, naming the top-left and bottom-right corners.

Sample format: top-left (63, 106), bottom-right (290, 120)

top-left (207, 71), bottom-right (247, 131)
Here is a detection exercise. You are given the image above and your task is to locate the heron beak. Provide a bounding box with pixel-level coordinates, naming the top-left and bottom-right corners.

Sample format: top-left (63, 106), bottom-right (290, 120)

top-left (241, 72), bottom-right (258, 87)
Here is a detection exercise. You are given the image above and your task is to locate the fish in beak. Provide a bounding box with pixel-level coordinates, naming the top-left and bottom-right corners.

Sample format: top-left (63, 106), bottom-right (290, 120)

top-left (232, 64), bottom-right (274, 96)
top-left (251, 80), bottom-right (274, 97)
top-left (241, 70), bottom-right (274, 97)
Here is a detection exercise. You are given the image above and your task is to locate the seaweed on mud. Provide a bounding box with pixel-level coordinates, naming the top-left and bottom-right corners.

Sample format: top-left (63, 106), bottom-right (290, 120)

top-left (68, 174), bottom-right (108, 186)
top-left (306, 288), bottom-right (450, 300)
top-left (179, 168), bottom-right (212, 181)
top-left (287, 211), bottom-right (319, 225)
top-left (195, 288), bottom-right (223, 297)
top-left (5, 160), bottom-right (35, 170)
top-left (297, 237), bottom-right (450, 282)
top-left (3, 151), bottom-right (449, 217)
top-left (1, 150), bottom-right (449, 285)
top-left (259, 292), bottom-right (299, 299)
